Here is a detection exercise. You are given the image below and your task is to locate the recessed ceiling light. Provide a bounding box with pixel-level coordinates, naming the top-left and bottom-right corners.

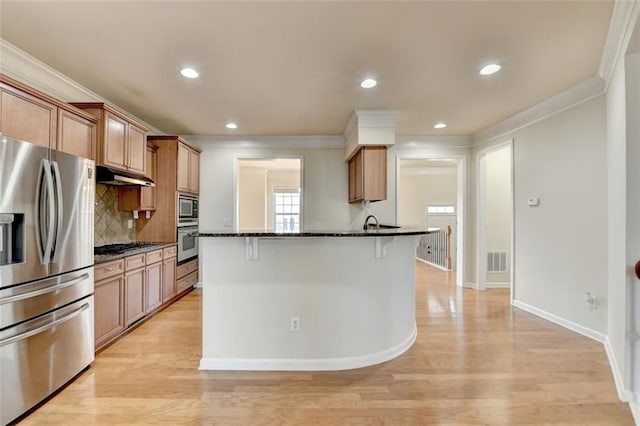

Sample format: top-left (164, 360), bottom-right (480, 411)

top-left (360, 78), bottom-right (377, 89)
top-left (180, 67), bottom-right (199, 79)
top-left (479, 63), bottom-right (501, 76)
top-left (225, 122), bottom-right (238, 129)
top-left (434, 122), bottom-right (447, 129)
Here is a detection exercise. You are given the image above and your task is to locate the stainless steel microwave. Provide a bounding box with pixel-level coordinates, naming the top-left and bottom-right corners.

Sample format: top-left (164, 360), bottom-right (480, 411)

top-left (178, 194), bottom-right (198, 227)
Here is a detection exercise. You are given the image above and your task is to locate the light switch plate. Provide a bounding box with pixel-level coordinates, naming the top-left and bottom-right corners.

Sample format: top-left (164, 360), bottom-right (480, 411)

top-left (527, 197), bottom-right (540, 207)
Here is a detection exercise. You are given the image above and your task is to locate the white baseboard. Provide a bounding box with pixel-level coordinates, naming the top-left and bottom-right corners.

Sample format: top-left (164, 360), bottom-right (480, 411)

top-left (486, 282), bottom-right (510, 289)
top-left (199, 323), bottom-right (417, 371)
top-left (193, 282), bottom-right (202, 289)
top-left (415, 257), bottom-right (451, 271)
top-left (512, 299), bottom-right (606, 343)
top-left (604, 337), bottom-right (633, 402)
top-left (465, 282), bottom-right (478, 289)
top-left (631, 402), bottom-right (640, 425)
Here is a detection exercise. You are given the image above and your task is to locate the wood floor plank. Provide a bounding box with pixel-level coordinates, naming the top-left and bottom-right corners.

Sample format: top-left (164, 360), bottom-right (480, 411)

top-left (18, 262), bottom-right (634, 425)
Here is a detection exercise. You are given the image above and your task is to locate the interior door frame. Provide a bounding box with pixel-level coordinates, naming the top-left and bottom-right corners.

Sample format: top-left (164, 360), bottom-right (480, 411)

top-left (395, 154), bottom-right (467, 288)
top-left (475, 139), bottom-right (514, 300)
top-left (234, 156), bottom-right (304, 232)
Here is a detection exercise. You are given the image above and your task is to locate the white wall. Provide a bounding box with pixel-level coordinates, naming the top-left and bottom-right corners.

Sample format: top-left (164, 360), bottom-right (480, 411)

top-left (624, 51), bottom-right (640, 403)
top-left (485, 146), bottom-right (511, 283)
top-left (512, 95), bottom-right (608, 333)
top-left (238, 167), bottom-right (267, 231)
top-left (607, 47), bottom-right (630, 399)
top-left (397, 169), bottom-right (457, 227)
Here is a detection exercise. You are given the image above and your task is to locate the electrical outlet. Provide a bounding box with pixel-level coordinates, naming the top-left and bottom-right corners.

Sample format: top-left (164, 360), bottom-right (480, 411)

top-left (223, 218), bottom-right (232, 228)
top-left (127, 219), bottom-right (133, 229)
top-left (290, 316), bottom-right (300, 332)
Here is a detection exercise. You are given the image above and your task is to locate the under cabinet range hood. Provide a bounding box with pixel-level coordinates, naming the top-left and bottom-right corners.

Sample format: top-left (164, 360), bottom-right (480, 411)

top-left (96, 165), bottom-right (155, 187)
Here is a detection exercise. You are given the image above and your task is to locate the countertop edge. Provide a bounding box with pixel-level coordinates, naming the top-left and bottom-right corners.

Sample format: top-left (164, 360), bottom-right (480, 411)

top-left (94, 243), bottom-right (177, 265)
top-left (193, 230), bottom-right (429, 238)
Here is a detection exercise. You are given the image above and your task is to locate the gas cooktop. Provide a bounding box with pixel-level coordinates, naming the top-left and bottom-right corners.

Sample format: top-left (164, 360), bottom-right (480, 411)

top-left (94, 242), bottom-right (158, 255)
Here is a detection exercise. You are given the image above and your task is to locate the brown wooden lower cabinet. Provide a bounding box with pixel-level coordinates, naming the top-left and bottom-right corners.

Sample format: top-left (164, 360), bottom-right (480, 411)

top-left (94, 276), bottom-right (125, 349)
top-left (162, 258), bottom-right (177, 303)
top-left (145, 261), bottom-right (162, 313)
top-left (93, 245), bottom-right (191, 352)
top-left (125, 268), bottom-right (145, 326)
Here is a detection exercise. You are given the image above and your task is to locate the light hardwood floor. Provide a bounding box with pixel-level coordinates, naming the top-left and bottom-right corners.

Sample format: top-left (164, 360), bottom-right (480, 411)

top-left (21, 262), bottom-right (633, 425)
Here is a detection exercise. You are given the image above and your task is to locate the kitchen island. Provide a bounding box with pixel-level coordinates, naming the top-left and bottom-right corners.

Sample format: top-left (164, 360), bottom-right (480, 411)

top-left (197, 228), bottom-right (426, 371)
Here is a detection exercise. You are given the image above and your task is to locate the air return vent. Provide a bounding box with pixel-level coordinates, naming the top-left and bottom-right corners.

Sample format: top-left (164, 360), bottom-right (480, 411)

top-left (487, 251), bottom-right (507, 272)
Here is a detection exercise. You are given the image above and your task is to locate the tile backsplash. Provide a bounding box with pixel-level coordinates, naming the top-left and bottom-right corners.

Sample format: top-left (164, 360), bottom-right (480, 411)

top-left (95, 184), bottom-right (134, 246)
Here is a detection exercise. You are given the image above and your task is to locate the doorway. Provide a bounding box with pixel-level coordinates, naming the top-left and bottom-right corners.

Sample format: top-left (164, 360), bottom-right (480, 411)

top-left (236, 158), bottom-right (302, 232)
top-left (397, 157), bottom-right (465, 287)
top-left (477, 142), bottom-right (513, 293)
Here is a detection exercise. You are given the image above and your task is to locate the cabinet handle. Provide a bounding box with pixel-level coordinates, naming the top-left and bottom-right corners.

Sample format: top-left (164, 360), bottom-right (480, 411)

top-left (106, 267), bottom-right (116, 272)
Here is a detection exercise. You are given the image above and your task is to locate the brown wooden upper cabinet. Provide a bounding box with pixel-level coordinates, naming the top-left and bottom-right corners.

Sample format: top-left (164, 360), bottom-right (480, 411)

top-left (348, 146), bottom-right (387, 203)
top-left (70, 102), bottom-right (149, 175)
top-left (118, 142), bottom-right (158, 212)
top-left (177, 141), bottom-right (200, 195)
top-left (0, 74), bottom-right (97, 159)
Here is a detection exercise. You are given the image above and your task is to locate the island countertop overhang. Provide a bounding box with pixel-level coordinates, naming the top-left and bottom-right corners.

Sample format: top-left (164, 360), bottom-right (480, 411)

top-left (193, 227), bottom-right (428, 238)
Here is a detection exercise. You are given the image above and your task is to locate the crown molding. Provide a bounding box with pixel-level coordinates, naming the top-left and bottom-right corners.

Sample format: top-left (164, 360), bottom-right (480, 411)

top-left (599, 0), bottom-right (640, 88)
top-left (183, 135), bottom-right (345, 150)
top-left (472, 76), bottom-right (605, 146)
top-left (0, 38), bottom-right (163, 134)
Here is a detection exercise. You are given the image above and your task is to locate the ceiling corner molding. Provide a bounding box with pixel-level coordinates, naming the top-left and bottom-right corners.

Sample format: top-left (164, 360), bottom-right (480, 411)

top-left (342, 112), bottom-right (358, 141)
top-left (183, 135), bottom-right (345, 150)
top-left (0, 38), bottom-right (164, 134)
top-left (0, 38), bottom-right (103, 102)
top-left (598, 0), bottom-right (640, 87)
top-left (472, 76), bottom-right (606, 146)
top-left (354, 109), bottom-right (399, 127)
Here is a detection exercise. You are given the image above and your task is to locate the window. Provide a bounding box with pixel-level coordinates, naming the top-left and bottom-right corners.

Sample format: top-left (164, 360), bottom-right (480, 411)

top-left (274, 189), bottom-right (300, 232)
top-left (427, 205), bottom-right (455, 215)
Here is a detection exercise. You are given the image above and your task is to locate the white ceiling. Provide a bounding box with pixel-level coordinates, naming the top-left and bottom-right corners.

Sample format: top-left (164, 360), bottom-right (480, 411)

top-left (0, 1), bottom-right (614, 137)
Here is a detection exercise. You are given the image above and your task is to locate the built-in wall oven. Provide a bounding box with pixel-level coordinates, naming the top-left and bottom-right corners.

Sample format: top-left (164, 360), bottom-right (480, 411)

top-left (177, 226), bottom-right (198, 263)
top-left (177, 193), bottom-right (198, 263)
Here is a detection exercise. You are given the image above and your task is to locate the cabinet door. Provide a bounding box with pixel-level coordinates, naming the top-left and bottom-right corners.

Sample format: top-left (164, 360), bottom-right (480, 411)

top-left (57, 108), bottom-right (96, 159)
top-left (140, 146), bottom-right (156, 210)
top-left (349, 149), bottom-right (363, 202)
top-left (94, 276), bottom-right (125, 349)
top-left (145, 262), bottom-right (162, 313)
top-left (362, 147), bottom-right (387, 201)
top-left (127, 124), bottom-right (147, 175)
top-left (162, 258), bottom-right (176, 303)
top-left (0, 85), bottom-right (56, 148)
top-left (104, 111), bottom-right (127, 170)
top-left (188, 149), bottom-right (200, 194)
top-left (125, 268), bottom-right (145, 326)
top-left (177, 143), bottom-right (190, 193)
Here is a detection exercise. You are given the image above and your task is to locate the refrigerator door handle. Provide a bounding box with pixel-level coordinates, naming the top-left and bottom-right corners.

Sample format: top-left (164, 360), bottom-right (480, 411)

top-left (0, 302), bottom-right (90, 347)
top-left (0, 273), bottom-right (90, 305)
top-left (35, 159), bottom-right (55, 264)
top-left (51, 161), bottom-right (64, 262)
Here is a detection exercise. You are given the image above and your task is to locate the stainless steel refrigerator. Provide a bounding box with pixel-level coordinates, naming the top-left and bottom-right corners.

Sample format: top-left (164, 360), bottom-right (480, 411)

top-left (0, 136), bottom-right (95, 425)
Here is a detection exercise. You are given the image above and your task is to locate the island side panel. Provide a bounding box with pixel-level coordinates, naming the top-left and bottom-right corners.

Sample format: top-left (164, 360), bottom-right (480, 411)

top-left (200, 235), bottom-right (418, 370)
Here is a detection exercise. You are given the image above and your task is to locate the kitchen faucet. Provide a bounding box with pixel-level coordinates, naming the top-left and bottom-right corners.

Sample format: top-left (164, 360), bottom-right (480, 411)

top-left (363, 214), bottom-right (379, 230)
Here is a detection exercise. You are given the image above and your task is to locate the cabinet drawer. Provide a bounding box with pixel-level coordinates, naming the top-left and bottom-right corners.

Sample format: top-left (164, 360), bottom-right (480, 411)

top-left (95, 259), bottom-right (125, 281)
top-left (177, 258), bottom-right (198, 279)
top-left (163, 246), bottom-right (177, 259)
top-left (176, 271), bottom-right (198, 293)
top-left (125, 254), bottom-right (146, 271)
top-left (145, 249), bottom-right (163, 265)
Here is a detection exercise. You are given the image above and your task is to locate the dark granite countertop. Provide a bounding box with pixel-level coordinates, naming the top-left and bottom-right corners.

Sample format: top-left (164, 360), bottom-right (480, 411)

top-left (193, 227), bottom-right (429, 238)
top-left (94, 242), bottom-right (176, 264)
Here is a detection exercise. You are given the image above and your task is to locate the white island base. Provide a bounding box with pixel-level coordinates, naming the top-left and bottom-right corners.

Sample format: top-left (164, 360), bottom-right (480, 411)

top-left (199, 233), bottom-right (420, 371)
